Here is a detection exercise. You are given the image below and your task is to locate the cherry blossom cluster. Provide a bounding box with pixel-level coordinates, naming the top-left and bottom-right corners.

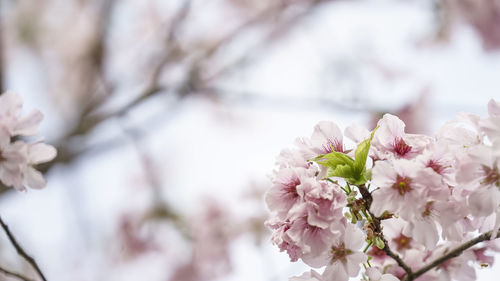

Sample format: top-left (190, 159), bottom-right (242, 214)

top-left (265, 99), bottom-right (500, 281)
top-left (0, 91), bottom-right (56, 191)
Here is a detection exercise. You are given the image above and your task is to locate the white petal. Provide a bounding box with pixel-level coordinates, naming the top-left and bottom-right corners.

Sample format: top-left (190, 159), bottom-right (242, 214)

top-left (344, 224), bottom-right (365, 250)
top-left (366, 268), bottom-right (382, 280)
top-left (23, 167), bottom-right (46, 189)
top-left (381, 273), bottom-right (400, 281)
top-left (488, 99), bottom-right (500, 116)
top-left (29, 143), bottom-right (57, 164)
top-left (14, 110), bottom-right (43, 136)
top-left (469, 188), bottom-right (497, 216)
top-left (0, 91), bottom-right (22, 116)
top-left (345, 252), bottom-right (366, 277)
top-left (323, 262), bottom-right (348, 281)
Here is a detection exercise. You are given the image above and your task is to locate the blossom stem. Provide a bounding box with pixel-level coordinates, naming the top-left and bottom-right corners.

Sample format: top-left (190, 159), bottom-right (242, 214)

top-left (0, 217), bottom-right (47, 281)
top-left (346, 182), bottom-right (352, 194)
top-left (403, 229), bottom-right (500, 281)
top-left (363, 241), bottom-right (373, 253)
top-left (361, 208), bottom-right (371, 222)
top-left (357, 184), bottom-right (415, 279)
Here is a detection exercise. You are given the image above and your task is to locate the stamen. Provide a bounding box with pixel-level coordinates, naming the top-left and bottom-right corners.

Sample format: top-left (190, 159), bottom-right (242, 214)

top-left (393, 138), bottom-right (411, 156)
top-left (392, 175), bottom-right (412, 195)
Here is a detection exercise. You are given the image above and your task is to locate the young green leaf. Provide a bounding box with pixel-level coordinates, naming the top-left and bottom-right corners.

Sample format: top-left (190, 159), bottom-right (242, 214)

top-left (353, 127), bottom-right (377, 175)
top-left (314, 151), bottom-right (354, 168)
top-left (312, 127), bottom-right (377, 185)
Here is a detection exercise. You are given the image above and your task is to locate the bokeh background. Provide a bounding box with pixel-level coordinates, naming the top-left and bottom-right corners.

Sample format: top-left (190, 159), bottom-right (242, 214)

top-left (0, 0), bottom-right (499, 280)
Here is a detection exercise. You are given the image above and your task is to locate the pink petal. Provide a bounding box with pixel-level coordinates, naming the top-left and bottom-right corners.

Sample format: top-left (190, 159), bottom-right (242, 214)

top-left (0, 91), bottom-right (22, 117)
top-left (488, 99), bottom-right (500, 116)
top-left (14, 110), bottom-right (43, 136)
top-left (23, 166), bottom-right (46, 189)
top-left (28, 143), bottom-right (57, 164)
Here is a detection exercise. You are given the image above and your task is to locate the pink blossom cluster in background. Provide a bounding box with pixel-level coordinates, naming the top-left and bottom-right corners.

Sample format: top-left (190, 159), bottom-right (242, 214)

top-left (0, 91), bottom-right (56, 191)
top-left (266, 99), bottom-right (500, 281)
top-left (440, 0), bottom-right (500, 51)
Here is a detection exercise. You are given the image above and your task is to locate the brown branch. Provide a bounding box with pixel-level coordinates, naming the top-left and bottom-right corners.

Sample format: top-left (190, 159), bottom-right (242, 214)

top-left (357, 184), bottom-right (414, 278)
top-left (0, 217), bottom-right (47, 281)
top-left (403, 230), bottom-right (500, 281)
top-left (359, 183), bottom-right (500, 281)
top-left (0, 265), bottom-right (34, 281)
top-left (0, 0), bottom-right (330, 197)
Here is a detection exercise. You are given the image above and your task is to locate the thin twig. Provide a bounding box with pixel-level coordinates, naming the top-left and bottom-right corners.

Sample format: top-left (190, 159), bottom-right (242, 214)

top-left (357, 184), bottom-right (414, 278)
top-left (0, 0), bottom-right (329, 196)
top-left (359, 183), bottom-right (500, 281)
top-left (0, 217), bottom-right (47, 281)
top-left (0, 265), bottom-right (34, 281)
top-left (404, 230), bottom-right (500, 281)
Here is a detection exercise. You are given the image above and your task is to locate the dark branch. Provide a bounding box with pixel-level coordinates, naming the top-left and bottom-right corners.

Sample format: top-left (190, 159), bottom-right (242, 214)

top-left (357, 184), bottom-right (414, 278)
top-left (0, 265), bottom-right (34, 281)
top-left (359, 183), bottom-right (500, 281)
top-left (0, 217), bottom-right (47, 281)
top-left (404, 230), bottom-right (500, 281)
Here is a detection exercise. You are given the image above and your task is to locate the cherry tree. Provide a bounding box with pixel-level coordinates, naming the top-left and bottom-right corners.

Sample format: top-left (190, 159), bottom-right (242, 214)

top-left (266, 99), bottom-right (500, 281)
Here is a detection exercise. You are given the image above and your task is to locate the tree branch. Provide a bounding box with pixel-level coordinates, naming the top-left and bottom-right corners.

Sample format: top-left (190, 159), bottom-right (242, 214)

top-left (0, 265), bottom-right (34, 281)
top-left (404, 230), bottom-right (500, 281)
top-left (357, 184), bottom-right (414, 278)
top-left (359, 183), bottom-right (500, 281)
top-left (0, 217), bottom-right (47, 281)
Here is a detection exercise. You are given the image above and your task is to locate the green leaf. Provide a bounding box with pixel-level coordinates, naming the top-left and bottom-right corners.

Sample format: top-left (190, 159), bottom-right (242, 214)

top-left (326, 161), bottom-right (355, 179)
top-left (353, 128), bottom-right (377, 175)
top-left (314, 151), bottom-right (354, 167)
top-left (314, 151), bottom-right (355, 180)
top-left (313, 127), bottom-right (377, 185)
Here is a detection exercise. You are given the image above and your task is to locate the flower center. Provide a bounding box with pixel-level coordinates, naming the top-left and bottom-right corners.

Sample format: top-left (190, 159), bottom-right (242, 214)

top-left (322, 139), bottom-right (343, 154)
top-left (393, 138), bottom-right (411, 156)
top-left (368, 245), bottom-right (387, 259)
top-left (422, 201), bottom-right (434, 217)
top-left (482, 165), bottom-right (500, 187)
top-left (330, 243), bottom-right (352, 263)
top-left (392, 175), bottom-right (412, 195)
top-left (427, 159), bottom-right (444, 174)
top-left (392, 233), bottom-right (412, 251)
top-left (283, 177), bottom-right (300, 198)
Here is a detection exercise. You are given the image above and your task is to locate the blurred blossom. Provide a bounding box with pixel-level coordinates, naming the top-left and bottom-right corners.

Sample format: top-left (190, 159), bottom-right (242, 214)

top-left (1, 0), bottom-right (500, 280)
top-left (437, 0), bottom-right (500, 51)
top-left (371, 90), bottom-right (431, 134)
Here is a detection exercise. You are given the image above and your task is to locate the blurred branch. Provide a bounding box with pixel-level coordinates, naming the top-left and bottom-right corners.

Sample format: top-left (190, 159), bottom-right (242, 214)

top-left (203, 0), bottom-right (330, 83)
top-left (0, 217), bottom-right (46, 281)
top-left (200, 85), bottom-right (375, 112)
top-left (0, 266), bottom-right (33, 281)
top-left (0, 266), bottom-right (34, 281)
top-left (1, 0), bottom-right (330, 196)
top-left (122, 126), bottom-right (192, 239)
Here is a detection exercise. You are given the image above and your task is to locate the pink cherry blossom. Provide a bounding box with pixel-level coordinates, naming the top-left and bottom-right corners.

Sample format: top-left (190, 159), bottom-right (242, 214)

top-left (370, 159), bottom-right (439, 218)
top-left (480, 99), bottom-right (500, 146)
top-left (0, 91), bottom-right (57, 191)
top-left (265, 167), bottom-right (311, 218)
top-left (286, 206), bottom-right (342, 260)
top-left (267, 100), bottom-right (500, 281)
top-left (372, 114), bottom-right (430, 160)
top-left (320, 224), bottom-right (367, 281)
